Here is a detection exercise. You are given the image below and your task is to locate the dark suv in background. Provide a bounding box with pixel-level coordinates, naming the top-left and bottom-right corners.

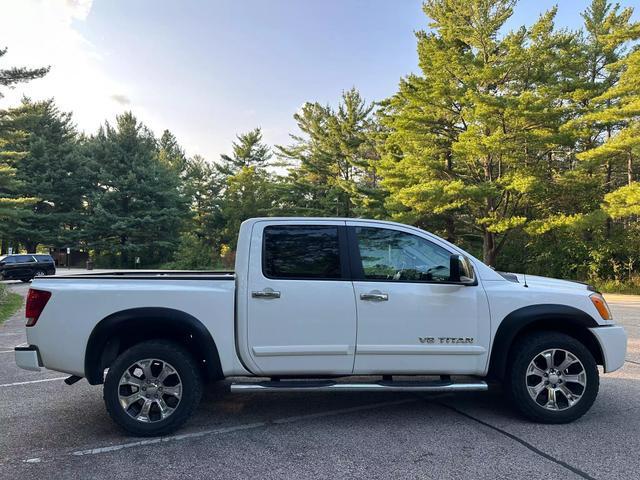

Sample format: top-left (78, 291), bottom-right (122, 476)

top-left (0, 254), bottom-right (56, 282)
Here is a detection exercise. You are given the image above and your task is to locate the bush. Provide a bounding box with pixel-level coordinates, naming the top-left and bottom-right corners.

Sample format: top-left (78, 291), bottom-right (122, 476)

top-left (593, 277), bottom-right (640, 295)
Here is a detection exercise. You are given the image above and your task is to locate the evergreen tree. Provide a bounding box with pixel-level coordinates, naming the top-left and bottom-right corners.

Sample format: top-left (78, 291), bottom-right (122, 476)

top-left (216, 128), bottom-right (276, 251)
top-left (218, 128), bottom-right (271, 176)
top-left (86, 112), bottom-right (187, 267)
top-left (158, 129), bottom-right (187, 173)
top-left (0, 46), bottom-right (49, 99)
top-left (377, 1), bottom-right (578, 266)
top-left (6, 99), bottom-right (92, 252)
top-left (0, 46), bottom-right (48, 252)
top-left (277, 88), bottom-right (382, 217)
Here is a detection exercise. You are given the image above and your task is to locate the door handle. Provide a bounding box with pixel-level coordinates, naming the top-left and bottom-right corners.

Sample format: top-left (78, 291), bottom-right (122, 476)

top-left (360, 292), bottom-right (389, 301)
top-left (252, 289), bottom-right (281, 299)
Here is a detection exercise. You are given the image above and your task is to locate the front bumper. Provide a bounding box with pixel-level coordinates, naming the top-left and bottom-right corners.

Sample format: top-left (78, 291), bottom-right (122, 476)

top-left (15, 344), bottom-right (42, 372)
top-left (589, 326), bottom-right (628, 373)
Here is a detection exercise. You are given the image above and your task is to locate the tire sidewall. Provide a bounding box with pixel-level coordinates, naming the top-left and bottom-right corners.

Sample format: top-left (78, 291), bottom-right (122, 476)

top-left (104, 340), bottom-right (203, 436)
top-left (509, 332), bottom-right (599, 423)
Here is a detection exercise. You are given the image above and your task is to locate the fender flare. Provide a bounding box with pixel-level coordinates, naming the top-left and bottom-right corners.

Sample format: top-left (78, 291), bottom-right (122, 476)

top-left (84, 307), bottom-right (223, 385)
top-left (488, 304), bottom-right (600, 379)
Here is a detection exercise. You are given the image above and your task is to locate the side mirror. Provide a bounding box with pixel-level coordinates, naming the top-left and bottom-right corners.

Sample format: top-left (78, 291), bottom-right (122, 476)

top-left (449, 254), bottom-right (476, 285)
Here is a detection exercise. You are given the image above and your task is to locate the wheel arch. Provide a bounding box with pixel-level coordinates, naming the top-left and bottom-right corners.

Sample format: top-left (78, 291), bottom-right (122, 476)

top-left (488, 304), bottom-right (603, 380)
top-left (84, 307), bottom-right (223, 385)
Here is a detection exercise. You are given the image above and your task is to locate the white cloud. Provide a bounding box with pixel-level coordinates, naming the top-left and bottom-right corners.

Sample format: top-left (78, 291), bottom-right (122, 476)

top-left (0, 0), bottom-right (131, 132)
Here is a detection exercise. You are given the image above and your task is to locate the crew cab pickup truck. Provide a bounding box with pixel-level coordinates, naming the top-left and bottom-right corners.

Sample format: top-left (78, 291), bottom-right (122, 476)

top-left (15, 218), bottom-right (627, 436)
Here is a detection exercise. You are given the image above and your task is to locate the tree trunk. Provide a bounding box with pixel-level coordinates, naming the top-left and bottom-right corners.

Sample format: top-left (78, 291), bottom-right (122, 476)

top-left (605, 160), bottom-right (612, 238)
top-left (445, 216), bottom-right (456, 244)
top-left (120, 235), bottom-right (128, 268)
top-left (24, 240), bottom-right (37, 253)
top-left (483, 230), bottom-right (497, 267)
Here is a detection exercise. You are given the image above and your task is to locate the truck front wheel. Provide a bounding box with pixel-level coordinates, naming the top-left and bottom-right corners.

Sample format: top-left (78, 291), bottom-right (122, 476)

top-left (507, 332), bottom-right (599, 423)
top-left (103, 340), bottom-right (203, 436)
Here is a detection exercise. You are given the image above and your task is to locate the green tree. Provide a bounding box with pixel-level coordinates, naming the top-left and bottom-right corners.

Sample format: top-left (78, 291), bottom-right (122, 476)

top-left (87, 112), bottom-right (188, 267)
top-left (522, 0), bottom-right (640, 280)
top-left (5, 99), bottom-right (92, 252)
top-left (0, 46), bottom-right (49, 99)
top-left (216, 128), bottom-right (277, 253)
top-left (377, 1), bottom-right (579, 266)
top-left (0, 46), bottom-right (48, 252)
top-left (158, 129), bottom-right (187, 173)
top-left (277, 88), bottom-right (383, 217)
top-left (218, 128), bottom-right (271, 176)
top-left (170, 154), bottom-right (225, 268)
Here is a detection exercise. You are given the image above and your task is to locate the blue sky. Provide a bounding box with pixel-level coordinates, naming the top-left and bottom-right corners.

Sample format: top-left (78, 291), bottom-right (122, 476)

top-left (1, 0), bottom-right (639, 160)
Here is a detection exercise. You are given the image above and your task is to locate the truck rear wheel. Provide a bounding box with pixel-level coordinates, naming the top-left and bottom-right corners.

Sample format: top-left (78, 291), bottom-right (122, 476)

top-left (104, 340), bottom-right (203, 436)
top-left (507, 332), bottom-right (599, 423)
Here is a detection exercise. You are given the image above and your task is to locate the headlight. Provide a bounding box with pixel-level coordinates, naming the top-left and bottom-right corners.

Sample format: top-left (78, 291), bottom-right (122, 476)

top-left (590, 293), bottom-right (613, 321)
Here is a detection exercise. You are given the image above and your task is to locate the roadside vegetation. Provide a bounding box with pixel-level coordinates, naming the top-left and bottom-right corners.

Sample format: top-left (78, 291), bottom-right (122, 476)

top-left (0, 284), bottom-right (23, 325)
top-left (1, 0), bottom-right (639, 292)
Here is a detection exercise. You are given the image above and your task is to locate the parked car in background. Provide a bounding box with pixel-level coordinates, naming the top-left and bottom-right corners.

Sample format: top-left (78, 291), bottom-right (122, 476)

top-left (0, 254), bottom-right (56, 282)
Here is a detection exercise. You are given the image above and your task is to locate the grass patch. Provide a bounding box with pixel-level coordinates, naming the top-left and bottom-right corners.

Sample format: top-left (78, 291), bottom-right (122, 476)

top-left (0, 285), bottom-right (23, 325)
top-left (593, 279), bottom-right (640, 296)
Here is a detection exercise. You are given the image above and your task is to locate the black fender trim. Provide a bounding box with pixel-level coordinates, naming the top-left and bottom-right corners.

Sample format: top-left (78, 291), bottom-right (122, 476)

top-left (84, 307), bottom-right (223, 385)
top-left (488, 304), bottom-right (600, 379)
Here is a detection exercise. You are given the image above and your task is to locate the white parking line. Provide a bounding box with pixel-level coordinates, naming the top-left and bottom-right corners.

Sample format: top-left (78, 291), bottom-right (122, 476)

top-left (0, 377), bottom-right (67, 388)
top-left (70, 398), bottom-right (415, 457)
top-left (0, 349), bottom-right (15, 353)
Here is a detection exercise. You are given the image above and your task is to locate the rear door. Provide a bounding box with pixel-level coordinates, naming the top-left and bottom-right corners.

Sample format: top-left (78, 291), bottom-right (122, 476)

top-left (12, 255), bottom-right (37, 279)
top-left (246, 221), bottom-right (357, 375)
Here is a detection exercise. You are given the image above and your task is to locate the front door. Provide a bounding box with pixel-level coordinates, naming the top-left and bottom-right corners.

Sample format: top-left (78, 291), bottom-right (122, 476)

top-left (247, 221), bottom-right (357, 375)
top-left (348, 222), bottom-right (491, 375)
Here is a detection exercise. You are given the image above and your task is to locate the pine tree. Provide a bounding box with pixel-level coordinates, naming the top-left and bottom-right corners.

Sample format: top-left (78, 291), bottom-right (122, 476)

top-left (0, 46), bottom-right (48, 252)
top-left (377, 1), bottom-right (578, 266)
top-left (0, 46), bottom-right (49, 99)
top-left (277, 88), bottom-right (382, 217)
top-left (158, 129), bottom-right (187, 173)
top-left (218, 128), bottom-right (271, 176)
top-left (86, 112), bottom-right (188, 267)
top-left (5, 99), bottom-right (92, 252)
top-left (216, 128), bottom-right (276, 251)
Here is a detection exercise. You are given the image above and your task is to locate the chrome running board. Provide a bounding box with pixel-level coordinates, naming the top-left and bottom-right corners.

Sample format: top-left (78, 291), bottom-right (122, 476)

top-left (230, 379), bottom-right (488, 393)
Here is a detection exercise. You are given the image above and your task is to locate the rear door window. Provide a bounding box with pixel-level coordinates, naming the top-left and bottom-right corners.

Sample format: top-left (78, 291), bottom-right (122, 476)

top-left (263, 225), bottom-right (343, 280)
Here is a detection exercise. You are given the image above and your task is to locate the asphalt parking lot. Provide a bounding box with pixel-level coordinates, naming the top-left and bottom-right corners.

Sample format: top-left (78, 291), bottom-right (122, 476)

top-left (1, 280), bottom-right (639, 480)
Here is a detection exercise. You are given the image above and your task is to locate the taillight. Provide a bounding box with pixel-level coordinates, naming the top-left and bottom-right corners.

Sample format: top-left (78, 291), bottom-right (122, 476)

top-left (25, 289), bottom-right (51, 327)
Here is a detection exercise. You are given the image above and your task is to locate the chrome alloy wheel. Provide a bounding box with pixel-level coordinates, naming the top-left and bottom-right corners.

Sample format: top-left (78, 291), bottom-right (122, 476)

top-left (526, 348), bottom-right (587, 411)
top-left (118, 359), bottom-right (183, 423)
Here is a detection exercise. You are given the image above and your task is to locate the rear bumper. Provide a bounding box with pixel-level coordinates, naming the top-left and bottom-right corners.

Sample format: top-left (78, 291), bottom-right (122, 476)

top-left (14, 344), bottom-right (42, 372)
top-left (589, 326), bottom-right (627, 373)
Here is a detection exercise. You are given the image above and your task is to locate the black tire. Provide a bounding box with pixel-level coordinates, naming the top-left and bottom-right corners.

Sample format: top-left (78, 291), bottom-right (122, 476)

top-left (507, 331), bottom-right (599, 424)
top-left (21, 278), bottom-right (31, 283)
top-left (104, 340), bottom-right (203, 436)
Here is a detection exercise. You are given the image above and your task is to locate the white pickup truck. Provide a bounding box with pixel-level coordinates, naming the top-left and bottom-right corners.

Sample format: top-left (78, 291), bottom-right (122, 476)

top-left (15, 218), bottom-right (627, 436)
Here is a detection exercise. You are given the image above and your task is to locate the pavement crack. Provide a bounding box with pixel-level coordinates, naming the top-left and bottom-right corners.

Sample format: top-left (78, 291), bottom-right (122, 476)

top-left (431, 400), bottom-right (597, 480)
top-left (625, 359), bottom-right (640, 366)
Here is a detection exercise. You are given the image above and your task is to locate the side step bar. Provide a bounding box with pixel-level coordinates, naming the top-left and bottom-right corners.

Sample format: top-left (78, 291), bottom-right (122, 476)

top-left (230, 379), bottom-right (488, 393)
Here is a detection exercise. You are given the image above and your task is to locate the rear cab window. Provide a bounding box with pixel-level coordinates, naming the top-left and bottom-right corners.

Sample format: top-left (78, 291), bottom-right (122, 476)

top-left (262, 225), bottom-right (346, 280)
